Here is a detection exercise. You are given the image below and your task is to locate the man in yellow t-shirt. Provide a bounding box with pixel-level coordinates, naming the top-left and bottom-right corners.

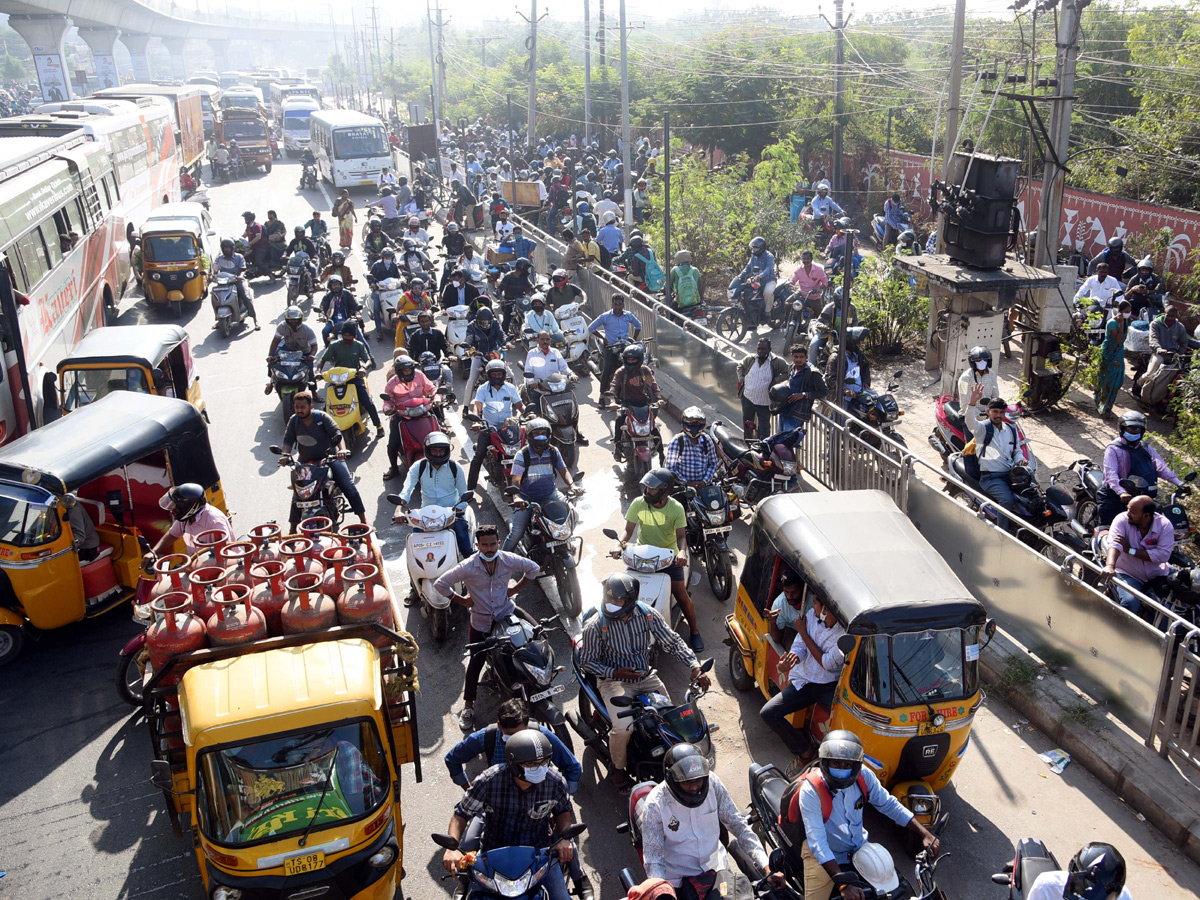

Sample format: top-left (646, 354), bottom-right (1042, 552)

top-left (614, 467), bottom-right (704, 650)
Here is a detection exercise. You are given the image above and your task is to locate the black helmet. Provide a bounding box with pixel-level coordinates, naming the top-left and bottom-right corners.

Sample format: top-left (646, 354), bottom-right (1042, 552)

top-left (160, 483), bottom-right (206, 522)
top-left (477, 307), bottom-right (494, 323)
top-left (504, 728), bottom-right (552, 780)
top-left (601, 573), bottom-right (640, 619)
top-left (837, 216), bottom-right (852, 229)
top-left (514, 257), bottom-right (532, 274)
top-left (628, 235), bottom-right (644, 251)
top-left (621, 343), bottom-right (645, 368)
top-left (846, 326), bottom-right (868, 345)
top-left (424, 431), bottom-right (452, 466)
top-left (419, 350), bottom-right (437, 366)
top-left (768, 382), bottom-right (794, 404)
top-left (640, 466), bottom-right (676, 505)
top-left (220, 238), bottom-right (234, 251)
top-left (294, 225), bottom-right (305, 236)
top-left (1066, 843), bottom-right (1126, 900)
top-left (1107, 237), bottom-right (1124, 251)
top-left (370, 219), bottom-right (382, 230)
top-left (818, 729), bottom-right (864, 791)
top-left (662, 744), bottom-right (711, 809)
top-left (332, 251), bottom-right (345, 264)
top-left (395, 355), bottom-right (416, 382)
top-left (749, 236), bottom-right (767, 255)
top-left (409, 276), bottom-right (426, 290)
top-left (968, 346), bottom-right (993, 367)
top-left (403, 238), bottom-right (416, 251)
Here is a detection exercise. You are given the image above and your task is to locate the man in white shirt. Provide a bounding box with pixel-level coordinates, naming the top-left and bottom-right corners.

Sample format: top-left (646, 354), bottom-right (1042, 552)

top-left (1026, 843), bottom-right (1131, 900)
top-left (593, 191), bottom-right (621, 224)
top-left (759, 586), bottom-right (845, 764)
top-left (493, 209), bottom-right (515, 242)
top-left (1074, 261), bottom-right (1124, 308)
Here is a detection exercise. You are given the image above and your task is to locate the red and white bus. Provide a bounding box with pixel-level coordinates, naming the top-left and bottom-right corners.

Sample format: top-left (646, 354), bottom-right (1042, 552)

top-left (0, 130), bottom-right (125, 443)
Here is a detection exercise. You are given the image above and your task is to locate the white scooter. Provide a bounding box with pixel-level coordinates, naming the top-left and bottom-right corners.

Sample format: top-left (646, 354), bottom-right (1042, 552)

top-left (600, 527), bottom-right (681, 628)
top-left (389, 491), bottom-right (476, 643)
top-left (212, 271), bottom-right (250, 338)
top-left (445, 305), bottom-right (472, 374)
top-left (376, 276), bottom-right (404, 331)
top-left (553, 300), bottom-right (592, 375)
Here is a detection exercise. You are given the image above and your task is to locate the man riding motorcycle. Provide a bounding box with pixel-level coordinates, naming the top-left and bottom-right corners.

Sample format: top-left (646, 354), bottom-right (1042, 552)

top-left (382, 354), bottom-right (436, 480)
top-left (320, 250), bottom-right (356, 289)
top-left (578, 574), bottom-right (709, 791)
top-left (609, 342), bottom-right (660, 442)
top-left (499, 258), bottom-right (537, 333)
top-left (502, 418), bottom-right (581, 552)
top-left (1125, 257), bottom-right (1165, 320)
top-left (397, 431), bottom-right (471, 556)
top-left (279, 391), bottom-right (368, 525)
top-left (958, 345), bottom-right (999, 419)
top-left (318, 274), bottom-right (365, 346)
top-left (210, 239), bottom-right (261, 330)
top-left (319, 320), bottom-right (382, 434)
top-left (467, 359), bottom-right (525, 491)
top-left (1095, 411), bottom-right (1185, 527)
top-left (523, 293), bottom-right (562, 337)
top-left (284, 226), bottom-right (318, 290)
top-left (367, 247), bottom-right (402, 337)
top-left (266, 305), bottom-right (319, 392)
top-left (363, 219), bottom-right (395, 262)
top-left (401, 238), bottom-right (432, 279)
top-left (735, 236), bottom-right (777, 322)
top-left (142, 483), bottom-right (233, 567)
top-left (808, 181), bottom-right (844, 230)
top-left (665, 407), bottom-right (718, 489)
top-left (1088, 236), bottom-right (1136, 280)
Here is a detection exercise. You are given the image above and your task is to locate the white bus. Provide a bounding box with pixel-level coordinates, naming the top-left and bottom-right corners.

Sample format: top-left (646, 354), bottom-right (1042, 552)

top-left (269, 82), bottom-right (321, 125)
top-left (279, 97), bottom-right (321, 156)
top-left (220, 85), bottom-right (264, 114)
top-left (309, 111), bottom-right (390, 189)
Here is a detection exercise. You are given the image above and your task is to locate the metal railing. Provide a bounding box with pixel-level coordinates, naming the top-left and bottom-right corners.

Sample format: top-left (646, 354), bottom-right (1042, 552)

top-left (1152, 624), bottom-right (1200, 769)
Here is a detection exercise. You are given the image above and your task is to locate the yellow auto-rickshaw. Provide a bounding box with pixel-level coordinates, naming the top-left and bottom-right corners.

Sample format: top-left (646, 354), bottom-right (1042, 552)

top-left (0, 392), bottom-right (227, 665)
top-left (141, 211), bottom-right (212, 316)
top-left (56, 324), bottom-right (206, 419)
top-left (726, 491), bottom-right (994, 827)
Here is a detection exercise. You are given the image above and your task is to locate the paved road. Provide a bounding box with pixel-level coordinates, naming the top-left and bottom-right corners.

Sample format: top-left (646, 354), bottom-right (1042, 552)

top-left (1, 158), bottom-right (1199, 900)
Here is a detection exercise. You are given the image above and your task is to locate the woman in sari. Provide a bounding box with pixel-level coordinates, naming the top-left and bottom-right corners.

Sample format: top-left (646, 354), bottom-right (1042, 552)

top-left (335, 190), bottom-right (356, 250)
top-left (1095, 298), bottom-right (1131, 418)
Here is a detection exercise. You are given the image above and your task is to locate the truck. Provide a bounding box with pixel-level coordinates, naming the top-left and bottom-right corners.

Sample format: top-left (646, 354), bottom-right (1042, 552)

top-left (143, 542), bottom-right (421, 900)
top-left (92, 84), bottom-right (206, 178)
top-left (219, 106), bottom-right (274, 172)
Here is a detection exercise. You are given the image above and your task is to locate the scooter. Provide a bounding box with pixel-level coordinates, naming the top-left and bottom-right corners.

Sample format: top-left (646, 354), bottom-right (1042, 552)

top-left (215, 159), bottom-right (231, 184)
top-left (506, 491), bottom-right (585, 618)
top-left (319, 366), bottom-right (367, 454)
top-left (524, 372), bottom-right (582, 472)
top-left (567, 653), bottom-right (716, 785)
top-left (210, 272), bottom-right (248, 338)
top-left (432, 823), bottom-right (589, 900)
top-left (445, 305), bottom-right (473, 373)
top-left (679, 484), bottom-right (737, 601)
top-left (299, 162), bottom-right (318, 190)
top-left (268, 445), bottom-right (349, 531)
top-left (285, 251), bottom-right (316, 305)
top-left (464, 412), bottom-right (525, 491)
top-left (553, 301), bottom-right (593, 375)
top-left (710, 421), bottom-right (801, 506)
top-left (269, 349), bottom-right (313, 426)
top-left (844, 370), bottom-right (907, 451)
top-left (871, 210), bottom-right (911, 250)
top-left (991, 838), bottom-right (1061, 900)
top-left (1136, 347), bottom-right (1193, 411)
top-left (373, 277), bottom-right (405, 333)
top-left (417, 351), bottom-right (456, 415)
top-left (600, 526), bottom-right (679, 625)
top-left (929, 394), bottom-right (1037, 473)
top-left (389, 491), bottom-right (475, 643)
top-left (381, 394), bottom-right (442, 479)
top-left (465, 614), bottom-right (575, 751)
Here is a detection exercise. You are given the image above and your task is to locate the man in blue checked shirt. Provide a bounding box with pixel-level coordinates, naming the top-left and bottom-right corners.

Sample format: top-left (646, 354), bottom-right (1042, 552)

top-left (444, 698), bottom-right (581, 793)
top-left (665, 407), bottom-right (718, 487)
top-left (587, 295), bottom-right (642, 394)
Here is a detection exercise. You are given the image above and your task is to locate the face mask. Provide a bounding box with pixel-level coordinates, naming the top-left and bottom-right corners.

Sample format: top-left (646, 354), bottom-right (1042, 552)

top-left (605, 602), bottom-right (625, 615)
top-left (499, 731), bottom-right (512, 743)
top-left (479, 549), bottom-right (500, 562)
top-left (521, 765), bottom-right (549, 783)
top-left (1122, 312), bottom-right (1131, 319)
top-left (453, 280), bottom-right (462, 287)
top-left (829, 766), bottom-right (855, 780)
top-left (975, 360), bottom-right (988, 371)
top-left (1123, 431), bottom-right (1143, 443)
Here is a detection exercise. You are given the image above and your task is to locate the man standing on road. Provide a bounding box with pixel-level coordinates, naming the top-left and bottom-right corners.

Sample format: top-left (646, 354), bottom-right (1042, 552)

top-left (587, 296), bottom-right (642, 395)
top-left (1103, 494), bottom-right (1174, 614)
top-left (279, 391), bottom-right (368, 529)
top-left (434, 524), bottom-right (540, 731)
top-left (737, 337), bottom-right (789, 439)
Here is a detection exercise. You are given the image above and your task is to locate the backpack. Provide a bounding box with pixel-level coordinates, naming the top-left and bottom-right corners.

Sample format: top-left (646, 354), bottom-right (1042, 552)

top-left (674, 266), bottom-right (702, 309)
top-left (780, 767), bottom-right (870, 838)
top-left (483, 723), bottom-right (502, 762)
top-left (416, 458), bottom-right (461, 483)
top-left (963, 422), bottom-right (1017, 480)
top-left (637, 251), bottom-right (666, 292)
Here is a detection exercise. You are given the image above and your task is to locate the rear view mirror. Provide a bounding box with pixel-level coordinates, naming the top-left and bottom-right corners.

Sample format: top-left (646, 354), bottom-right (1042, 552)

top-left (608, 695), bottom-right (633, 708)
top-left (700, 658), bottom-right (714, 673)
top-left (981, 618), bottom-right (998, 650)
top-left (150, 759), bottom-right (175, 791)
top-left (430, 833), bottom-right (460, 851)
top-left (836, 633), bottom-right (856, 665)
top-left (268, 445), bottom-right (282, 455)
top-left (1187, 472), bottom-right (1198, 483)
top-left (602, 527), bottom-right (619, 540)
top-left (561, 822), bottom-right (587, 840)
top-left (385, 493), bottom-right (402, 505)
top-left (893, 369), bottom-right (903, 379)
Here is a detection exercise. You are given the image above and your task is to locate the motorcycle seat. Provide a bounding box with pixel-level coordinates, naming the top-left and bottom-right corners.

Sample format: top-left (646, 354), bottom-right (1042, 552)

top-left (759, 773), bottom-right (788, 816)
top-left (1083, 467), bottom-right (1104, 494)
top-left (712, 424), bottom-right (751, 459)
top-left (949, 453), bottom-right (981, 490)
top-left (943, 399), bottom-right (965, 431)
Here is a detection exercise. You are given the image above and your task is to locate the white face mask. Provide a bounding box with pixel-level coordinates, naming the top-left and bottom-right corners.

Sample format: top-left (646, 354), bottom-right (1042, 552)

top-left (974, 360), bottom-right (988, 371)
top-left (522, 764), bottom-right (549, 783)
top-left (605, 603), bottom-right (625, 615)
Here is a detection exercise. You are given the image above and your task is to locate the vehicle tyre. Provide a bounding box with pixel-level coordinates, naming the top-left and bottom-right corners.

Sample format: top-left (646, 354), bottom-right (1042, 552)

top-left (169, 299), bottom-right (182, 318)
top-left (782, 320), bottom-right (798, 353)
top-left (104, 302), bottom-right (119, 327)
top-left (430, 603), bottom-right (449, 642)
top-left (554, 562), bottom-right (583, 618)
top-left (218, 317), bottom-right (230, 339)
top-left (116, 650), bottom-right (145, 706)
top-left (0, 624), bottom-right (24, 665)
top-left (287, 282), bottom-right (299, 305)
top-left (706, 545), bottom-right (734, 602)
top-left (1076, 498), bottom-right (1098, 533)
top-left (265, 159), bottom-right (273, 173)
top-left (728, 643), bottom-right (755, 691)
top-left (559, 442), bottom-right (578, 472)
top-left (552, 721), bottom-right (575, 755)
top-left (715, 307), bottom-right (748, 345)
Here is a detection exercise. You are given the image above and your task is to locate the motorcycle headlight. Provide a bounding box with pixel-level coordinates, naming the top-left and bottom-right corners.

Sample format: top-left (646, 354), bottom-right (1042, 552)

top-left (295, 481), bottom-right (318, 499)
top-left (632, 420), bottom-right (652, 436)
top-left (494, 871), bottom-right (535, 896)
top-left (473, 871), bottom-right (498, 893)
top-left (330, 371), bottom-right (349, 385)
top-left (547, 520), bottom-right (572, 540)
top-left (542, 406), bottom-right (559, 424)
top-left (792, 300), bottom-right (804, 311)
top-left (705, 510), bottom-right (727, 525)
top-left (524, 659), bottom-right (554, 686)
top-left (886, 410), bottom-right (899, 421)
top-left (503, 443), bottom-right (521, 456)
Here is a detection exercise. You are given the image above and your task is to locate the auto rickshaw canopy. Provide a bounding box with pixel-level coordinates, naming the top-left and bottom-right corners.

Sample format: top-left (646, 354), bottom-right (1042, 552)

top-left (178, 638), bottom-right (383, 750)
top-left (753, 491), bottom-right (986, 635)
top-left (57, 324), bottom-right (188, 373)
top-left (0, 392), bottom-right (218, 495)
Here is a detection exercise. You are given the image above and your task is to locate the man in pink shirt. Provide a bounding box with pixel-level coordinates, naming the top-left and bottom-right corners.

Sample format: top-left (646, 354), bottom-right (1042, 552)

top-left (383, 355), bottom-right (437, 479)
top-left (789, 250), bottom-right (828, 302)
top-left (1102, 494), bottom-right (1174, 614)
top-left (142, 483), bottom-right (233, 566)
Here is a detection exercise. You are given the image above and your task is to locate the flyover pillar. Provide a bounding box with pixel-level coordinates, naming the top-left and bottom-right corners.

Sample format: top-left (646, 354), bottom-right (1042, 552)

top-left (208, 40), bottom-right (229, 75)
top-left (76, 26), bottom-right (122, 91)
top-left (160, 37), bottom-right (188, 82)
top-left (120, 32), bottom-right (153, 83)
top-left (7, 15), bottom-right (73, 102)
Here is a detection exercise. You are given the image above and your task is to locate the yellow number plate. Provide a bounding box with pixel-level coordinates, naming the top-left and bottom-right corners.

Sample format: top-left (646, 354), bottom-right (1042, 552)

top-left (919, 721), bottom-right (946, 736)
top-left (283, 851), bottom-right (326, 875)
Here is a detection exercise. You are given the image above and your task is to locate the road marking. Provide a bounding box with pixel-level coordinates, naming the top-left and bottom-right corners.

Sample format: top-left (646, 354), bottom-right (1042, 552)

top-left (318, 178), bottom-right (334, 214)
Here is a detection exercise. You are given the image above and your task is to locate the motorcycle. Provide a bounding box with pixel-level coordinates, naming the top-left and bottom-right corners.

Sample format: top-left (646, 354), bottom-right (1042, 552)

top-left (524, 372), bottom-right (582, 472)
top-left (269, 445), bottom-right (349, 531)
top-left (234, 238), bottom-right (282, 281)
top-left (269, 349), bottom-right (313, 426)
top-left (390, 491), bottom-right (476, 643)
top-left (313, 233), bottom-right (333, 269)
top-left (679, 484), bottom-right (738, 602)
top-left (381, 394), bottom-right (442, 479)
top-left (947, 455), bottom-right (1074, 546)
top-left (844, 370), bottom-right (907, 452)
top-left (552, 301), bottom-right (593, 375)
top-left (716, 279), bottom-right (805, 346)
top-left (568, 654), bottom-right (716, 785)
top-left (215, 159), bottom-right (231, 184)
top-left (210, 271), bottom-right (249, 338)
top-left (871, 210), bottom-right (912, 251)
top-left (929, 394), bottom-right (1037, 473)
top-left (710, 421), bottom-right (801, 506)
top-left (285, 251), bottom-right (316, 305)
top-left (749, 762), bottom-right (950, 899)
top-left (113, 535), bottom-right (158, 706)
top-left (1137, 347), bottom-right (1193, 412)
top-left (505, 491), bottom-right (585, 618)
top-left (991, 837), bottom-right (1061, 900)
top-left (299, 162), bottom-right (318, 190)
top-left (432, 823), bottom-right (589, 900)
top-left (1087, 474), bottom-right (1197, 568)
top-left (418, 351), bottom-right (457, 416)
top-left (319, 366), bottom-right (367, 454)
top-left (465, 412), bottom-right (525, 491)
top-left (466, 614), bottom-right (575, 751)
top-left (606, 397), bottom-right (665, 486)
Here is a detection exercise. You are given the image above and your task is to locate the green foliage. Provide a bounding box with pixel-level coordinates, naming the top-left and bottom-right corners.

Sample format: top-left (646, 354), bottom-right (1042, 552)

top-left (847, 249), bottom-right (929, 355)
top-left (2, 54), bottom-right (27, 83)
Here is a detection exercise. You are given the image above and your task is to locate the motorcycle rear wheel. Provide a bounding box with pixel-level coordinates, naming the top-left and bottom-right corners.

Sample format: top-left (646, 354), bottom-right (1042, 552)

top-left (430, 603), bottom-right (450, 642)
top-left (715, 306), bottom-right (749, 345)
top-left (287, 282), bottom-right (299, 305)
top-left (706, 544), bottom-right (734, 602)
top-left (558, 441), bottom-right (578, 473)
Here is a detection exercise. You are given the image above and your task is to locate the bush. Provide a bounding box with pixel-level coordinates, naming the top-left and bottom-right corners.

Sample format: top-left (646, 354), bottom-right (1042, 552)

top-left (848, 249), bottom-right (929, 355)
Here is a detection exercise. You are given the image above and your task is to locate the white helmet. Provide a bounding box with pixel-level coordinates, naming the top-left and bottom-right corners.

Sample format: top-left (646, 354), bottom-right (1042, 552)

top-left (602, 211), bottom-right (616, 224)
top-left (852, 844), bottom-right (899, 894)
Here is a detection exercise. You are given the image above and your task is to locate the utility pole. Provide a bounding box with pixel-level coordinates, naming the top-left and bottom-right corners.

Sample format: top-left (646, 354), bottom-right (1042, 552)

top-left (518, 0), bottom-right (548, 153)
top-left (369, 4), bottom-right (382, 92)
top-left (478, 37), bottom-right (497, 69)
top-left (820, 0), bottom-right (852, 193)
top-left (663, 111), bottom-right (672, 304)
top-left (936, 0), bottom-right (967, 254)
top-left (436, 6), bottom-right (449, 105)
top-left (426, 0), bottom-right (439, 126)
top-left (1036, 0), bottom-right (1085, 268)
top-left (584, 0), bottom-right (593, 147)
top-left (619, 0), bottom-right (633, 228)
top-left (599, 0), bottom-right (606, 69)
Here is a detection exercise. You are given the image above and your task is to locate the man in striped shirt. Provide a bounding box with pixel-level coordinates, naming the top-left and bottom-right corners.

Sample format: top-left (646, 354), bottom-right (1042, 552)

top-left (579, 573), bottom-right (711, 791)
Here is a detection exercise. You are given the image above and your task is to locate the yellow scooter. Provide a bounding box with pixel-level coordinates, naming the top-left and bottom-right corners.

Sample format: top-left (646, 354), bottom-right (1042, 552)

top-left (319, 366), bottom-right (367, 454)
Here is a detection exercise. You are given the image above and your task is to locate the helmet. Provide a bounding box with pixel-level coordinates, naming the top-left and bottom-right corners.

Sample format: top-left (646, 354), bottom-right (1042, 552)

top-left (381, 247), bottom-right (395, 258)
top-left (394, 355), bottom-right (416, 381)
top-left (381, 186), bottom-right (393, 196)
top-left (816, 180), bottom-right (830, 192)
top-left (160, 483), bottom-right (206, 522)
top-left (514, 257), bottom-right (532, 274)
top-left (837, 216), bottom-right (852, 229)
top-left (447, 222), bottom-right (459, 232)
top-left (640, 466), bottom-right (676, 505)
top-left (370, 219), bottom-right (383, 230)
top-left (418, 350), bottom-right (437, 366)
top-left (327, 274), bottom-right (343, 288)
top-left (1108, 237), bottom-right (1124, 251)
top-left (220, 238), bottom-right (234, 251)
top-left (682, 406), bottom-right (706, 437)
top-left (1137, 256), bottom-right (1153, 271)
top-left (293, 225), bottom-right (305, 235)
top-left (622, 343), bottom-right (646, 368)
top-left (898, 229), bottom-right (915, 246)
top-left (486, 359), bottom-right (507, 381)
top-left (674, 250), bottom-right (692, 264)
top-left (818, 730), bottom-right (864, 791)
top-left (332, 251), bottom-right (345, 264)
top-left (662, 744), bottom-right (710, 809)
top-left (424, 431), bottom-right (452, 466)
top-left (968, 346), bottom-right (993, 368)
top-left (504, 728), bottom-right (553, 780)
top-left (477, 307), bottom-right (494, 322)
top-left (576, 201), bottom-right (590, 213)
top-left (527, 417), bottom-right (552, 452)
top-left (552, 268), bottom-right (569, 286)
top-left (768, 382), bottom-right (794, 405)
top-left (602, 211), bottom-right (616, 224)
top-left (409, 276), bottom-right (426, 290)
top-left (628, 235), bottom-right (644, 251)
top-left (1119, 411), bottom-right (1146, 437)
top-left (409, 216), bottom-right (420, 227)
top-left (846, 325), bottom-right (868, 345)
top-left (603, 190), bottom-right (614, 200)
top-left (1066, 843), bottom-right (1126, 900)
top-left (285, 305), bottom-right (303, 322)
top-left (749, 236), bottom-right (766, 255)
top-left (607, 149), bottom-right (618, 158)
top-left (852, 844), bottom-right (900, 894)
top-left (61, 492), bottom-right (79, 510)
top-left (403, 239), bottom-right (416, 252)
top-left (601, 573), bottom-right (640, 620)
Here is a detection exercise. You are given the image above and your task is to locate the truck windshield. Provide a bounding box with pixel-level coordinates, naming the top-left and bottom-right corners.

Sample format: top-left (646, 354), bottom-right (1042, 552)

top-left (223, 96), bottom-right (258, 110)
top-left (225, 118), bottom-right (267, 139)
top-left (60, 367), bottom-right (151, 411)
top-left (849, 626), bottom-right (980, 708)
top-left (0, 482), bottom-right (62, 547)
top-left (333, 126), bottom-right (387, 159)
top-left (283, 111), bottom-right (313, 134)
top-left (197, 722), bottom-right (389, 847)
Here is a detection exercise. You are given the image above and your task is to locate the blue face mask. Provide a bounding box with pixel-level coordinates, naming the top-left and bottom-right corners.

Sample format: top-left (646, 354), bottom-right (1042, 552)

top-left (521, 765), bottom-right (549, 784)
top-left (1123, 431), bottom-right (1143, 443)
top-left (479, 549), bottom-right (500, 562)
top-left (828, 767), bottom-right (855, 780)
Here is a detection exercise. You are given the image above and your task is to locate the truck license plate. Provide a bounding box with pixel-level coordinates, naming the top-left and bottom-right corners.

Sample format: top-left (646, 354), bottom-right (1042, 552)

top-left (528, 684), bottom-right (566, 703)
top-left (283, 851), bottom-right (325, 875)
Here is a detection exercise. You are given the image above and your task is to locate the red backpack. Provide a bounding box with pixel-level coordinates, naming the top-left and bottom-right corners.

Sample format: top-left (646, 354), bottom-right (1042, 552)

top-left (780, 767), bottom-right (869, 829)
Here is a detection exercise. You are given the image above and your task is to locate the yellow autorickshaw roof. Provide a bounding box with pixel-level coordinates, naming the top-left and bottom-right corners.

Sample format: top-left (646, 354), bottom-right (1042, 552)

top-left (179, 638), bottom-right (382, 748)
